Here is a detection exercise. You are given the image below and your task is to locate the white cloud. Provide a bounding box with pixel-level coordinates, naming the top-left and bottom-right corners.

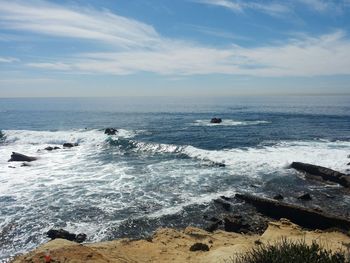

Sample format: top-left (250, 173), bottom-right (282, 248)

top-left (192, 0), bottom-right (291, 16)
top-left (0, 0), bottom-right (350, 77)
top-left (0, 57), bottom-right (19, 63)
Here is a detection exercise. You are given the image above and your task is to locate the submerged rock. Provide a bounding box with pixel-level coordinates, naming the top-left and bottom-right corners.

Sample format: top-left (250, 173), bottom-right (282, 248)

top-left (47, 229), bottom-right (86, 243)
top-left (105, 128), bottom-right (118, 135)
top-left (210, 118), bottom-right (222, 124)
top-left (8, 152), bottom-right (37, 162)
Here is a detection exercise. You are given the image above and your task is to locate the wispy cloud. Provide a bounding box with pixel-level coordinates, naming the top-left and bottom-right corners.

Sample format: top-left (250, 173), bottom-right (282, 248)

top-left (192, 0), bottom-right (291, 16)
top-left (0, 57), bottom-right (19, 63)
top-left (0, 0), bottom-right (350, 77)
top-left (25, 30), bottom-right (350, 77)
top-left (194, 0), bottom-right (350, 15)
top-left (0, 0), bottom-right (160, 49)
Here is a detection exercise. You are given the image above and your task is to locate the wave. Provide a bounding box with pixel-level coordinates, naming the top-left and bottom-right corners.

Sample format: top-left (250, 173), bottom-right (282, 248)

top-left (1, 128), bottom-right (136, 146)
top-left (193, 119), bottom-right (271, 126)
top-left (106, 136), bottom-right (350, 174)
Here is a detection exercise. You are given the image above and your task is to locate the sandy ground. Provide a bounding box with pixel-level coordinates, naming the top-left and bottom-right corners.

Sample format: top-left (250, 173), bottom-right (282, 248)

top-left (12, 219), bottom-right (350, 263)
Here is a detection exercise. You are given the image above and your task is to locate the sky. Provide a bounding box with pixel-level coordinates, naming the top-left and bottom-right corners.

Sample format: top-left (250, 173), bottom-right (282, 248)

top-left (0, 0), bottom-right (350, 97)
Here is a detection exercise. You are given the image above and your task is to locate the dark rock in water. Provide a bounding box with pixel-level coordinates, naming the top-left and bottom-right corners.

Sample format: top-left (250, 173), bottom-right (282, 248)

top-left (63, 143), bottom-right (78, 148)
top-left (291, 162), bottom-right (350, 188)
top-left (54, 146), bottom-right (60, 150)
top-left (8, 152), bottom-right (37, 162)
top-left (8, 166), bottom-right (16, 169)
top-left (21, 163), bottom-right (30, 167)
top-left (47, 229), bottom-right (76, 241)
top-left (47, 229), bottom-right (87, 243)
top-left (189, 243), bottom-right (209, 252)
top-left (235, 193), bottom-right (350, 231)
top-left (273, 194), bottom-right (284, 200)
top-left (347, 162), bottom-right (350, 166)
top-left (210, 118), bottom-right (222, 124)
top-left (105, 128), bottom-right (118, 135)
top-left (298, 193), bottom-right (312, 201)
top-left (75, 233), bottom-right (87, 243)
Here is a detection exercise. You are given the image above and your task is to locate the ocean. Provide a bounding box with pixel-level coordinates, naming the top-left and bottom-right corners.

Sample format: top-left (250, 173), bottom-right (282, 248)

top-left (0, 96), bottom-right (349, 261)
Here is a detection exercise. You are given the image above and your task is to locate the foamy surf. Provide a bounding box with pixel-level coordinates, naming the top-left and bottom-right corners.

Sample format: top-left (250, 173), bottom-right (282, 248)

top-left (193, 119), bottom-right (271, 126)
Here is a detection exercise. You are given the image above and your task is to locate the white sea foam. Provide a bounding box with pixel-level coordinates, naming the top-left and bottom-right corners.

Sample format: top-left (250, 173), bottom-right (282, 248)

top-left (193, 119), bottom-right (271, 126)
top-left (183, 140), bottom-right (350, 174)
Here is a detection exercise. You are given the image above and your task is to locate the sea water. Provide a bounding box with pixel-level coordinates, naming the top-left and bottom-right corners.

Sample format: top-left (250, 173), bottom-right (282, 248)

top-left (0, 96), bottom-right (349, 261)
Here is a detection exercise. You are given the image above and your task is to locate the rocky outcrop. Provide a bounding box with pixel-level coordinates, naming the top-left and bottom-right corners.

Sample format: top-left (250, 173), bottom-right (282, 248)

top-left (47, 229), bottom-right (86, 243)
top-left (291, 162), bottom-right (350, 188)
top-left (210, 118), bottom-right (222, 124)
top-left (8, 152), bottom-right (37, 162)
top-left (235, 193), bottom-right (350, 231)
top-left (12, 221), bottom-right (350, 263)
top-left (105, 128), bottom-right (118, 135)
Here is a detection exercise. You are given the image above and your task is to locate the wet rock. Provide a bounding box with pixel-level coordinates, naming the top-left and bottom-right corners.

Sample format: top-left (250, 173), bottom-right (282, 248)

top-left (291, 162), bottom-right (350, 188)
top-left (298, 193), bottom-right (312, 201)
top-left (8, 152), bottom-right (37, 162)
top-left (47, 229), bottom-right (76, 241)
top-left (347, 162), bottom-right (350, 165)
top-left (21, 163), bottom-right (30, 167)
top-left (189, 243), bottom-right (209, 252)
top-left (63, 143), bottom-right (78, 148)
top-left (273, 194), bottom-right (284, 200)
top-left (105, 128), bottom-right (118, 135)
top-left (210, 118), bottom-right (222, 124)
top-left (47, 229), bottom-right (87, 243)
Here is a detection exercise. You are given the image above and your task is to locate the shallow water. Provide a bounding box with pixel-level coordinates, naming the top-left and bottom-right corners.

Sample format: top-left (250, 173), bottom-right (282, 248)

top-left (0, 96), bottom-right (349, 261)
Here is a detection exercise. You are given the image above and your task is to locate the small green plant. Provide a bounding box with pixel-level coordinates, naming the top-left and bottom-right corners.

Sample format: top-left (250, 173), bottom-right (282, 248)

top-left (233, 239), bottom-right (349, 263)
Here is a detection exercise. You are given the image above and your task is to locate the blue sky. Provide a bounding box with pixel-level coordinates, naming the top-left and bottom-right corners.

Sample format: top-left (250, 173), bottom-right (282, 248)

top-left (0, 0), bottom-right (350, 97)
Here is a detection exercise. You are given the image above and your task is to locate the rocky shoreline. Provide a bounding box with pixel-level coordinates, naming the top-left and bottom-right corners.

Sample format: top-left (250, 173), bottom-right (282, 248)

top-left (11, 219), bottom-right (350, 263)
